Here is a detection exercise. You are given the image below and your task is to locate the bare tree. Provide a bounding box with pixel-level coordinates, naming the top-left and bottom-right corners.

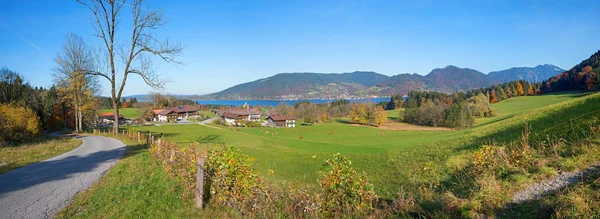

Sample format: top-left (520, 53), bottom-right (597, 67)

top-left (76, 0), bottom-right (183, 134)
top-left (54, 33), bottom-right (100, 133)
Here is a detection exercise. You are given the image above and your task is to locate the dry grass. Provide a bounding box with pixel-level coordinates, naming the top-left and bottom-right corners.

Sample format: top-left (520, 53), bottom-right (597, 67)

top-left (0, 137), bottom-right (82, 174)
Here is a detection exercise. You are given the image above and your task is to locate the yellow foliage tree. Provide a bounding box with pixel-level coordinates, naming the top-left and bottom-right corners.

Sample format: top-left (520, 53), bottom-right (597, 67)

top-left (374, 106), bottom-right (386, 126)
top-left (527, 84), bottom-right (534, 95)
top-left (54, 34), bottom-right (99, 133)
top-left (515, 82), bottom-right (525, 96)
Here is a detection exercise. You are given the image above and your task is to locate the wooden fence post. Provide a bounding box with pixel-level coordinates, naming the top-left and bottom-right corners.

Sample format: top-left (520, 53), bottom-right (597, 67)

top-left (137, 132), bottom-right (140, 143)
top-left (170, 149), bottom-right (175, 163)
top-left (195, 157), bottom-right (205, 209)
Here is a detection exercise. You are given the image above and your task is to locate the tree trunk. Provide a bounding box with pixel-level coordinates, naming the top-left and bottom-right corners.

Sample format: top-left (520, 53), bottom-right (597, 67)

top-left (74, 103), bottom-right (79, 133)
top-left (78, 109), bottom-right (83, 133)
top-left (113, 100), bottom-right (119, 135)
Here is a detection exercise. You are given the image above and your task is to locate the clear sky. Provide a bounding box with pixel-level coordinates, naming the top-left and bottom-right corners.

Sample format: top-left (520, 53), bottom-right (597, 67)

top-left (1, 0), bottom-right (599, 96)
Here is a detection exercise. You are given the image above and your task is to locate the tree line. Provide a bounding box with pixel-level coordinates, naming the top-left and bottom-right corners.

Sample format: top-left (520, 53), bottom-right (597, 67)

top-left (273, 99), bottom-right (386, 126)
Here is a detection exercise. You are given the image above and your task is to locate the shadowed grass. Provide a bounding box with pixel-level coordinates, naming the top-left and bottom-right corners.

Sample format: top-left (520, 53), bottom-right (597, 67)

top-left (55, 136), bottom-right (235, 218)
top-left (0, 137), bottom-right (82, 174)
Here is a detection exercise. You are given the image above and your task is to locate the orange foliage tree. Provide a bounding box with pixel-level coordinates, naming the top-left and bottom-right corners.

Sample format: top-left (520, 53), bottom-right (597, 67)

top-left (515, 81), bottom-right (525, 96)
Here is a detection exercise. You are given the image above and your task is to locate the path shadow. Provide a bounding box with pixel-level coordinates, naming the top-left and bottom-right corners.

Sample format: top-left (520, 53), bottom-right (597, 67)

top-left (0, 136), bottom-right (140, 197)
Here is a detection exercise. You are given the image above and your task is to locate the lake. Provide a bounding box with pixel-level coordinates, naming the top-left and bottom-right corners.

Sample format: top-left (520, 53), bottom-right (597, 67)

top-left (196, 98), bottom-right (390, 107)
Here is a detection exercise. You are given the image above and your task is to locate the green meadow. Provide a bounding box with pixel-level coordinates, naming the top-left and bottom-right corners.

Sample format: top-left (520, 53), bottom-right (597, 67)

top-left (132, 92), bottom-right (595, 198)
top-left (102, 108), bottom-right (145, 119)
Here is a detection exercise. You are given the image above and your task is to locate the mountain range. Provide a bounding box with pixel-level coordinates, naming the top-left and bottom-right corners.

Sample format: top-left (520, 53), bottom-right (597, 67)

top-left (195, 64), bottom-right (564, 100)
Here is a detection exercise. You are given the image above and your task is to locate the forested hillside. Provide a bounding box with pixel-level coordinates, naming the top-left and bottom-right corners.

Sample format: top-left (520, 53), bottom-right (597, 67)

top-left (200, 65), bottom-right (563, 100)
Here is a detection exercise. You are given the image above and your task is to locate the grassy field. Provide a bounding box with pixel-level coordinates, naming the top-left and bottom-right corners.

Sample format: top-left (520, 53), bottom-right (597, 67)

top-left (0, 138), bottom-right (82, 174)
top-left (129, 92), bottom-right (590, 197)
top-left (102, 108), bottom-right (145, 119)
top-left (59, 91), bottom-right (600, 217)
top-left (385, 108), bottom-right (404, 121)
top-left (474, 92), bottom-right (589, 126)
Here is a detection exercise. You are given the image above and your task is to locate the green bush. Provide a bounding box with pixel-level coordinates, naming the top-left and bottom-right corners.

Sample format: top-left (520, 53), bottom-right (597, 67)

top-left (319, 153), bottom-right (377, 217)
top-left (0, 104), bottom-right (40, 145)
top-left (205, 146), bottom-right (258, 209)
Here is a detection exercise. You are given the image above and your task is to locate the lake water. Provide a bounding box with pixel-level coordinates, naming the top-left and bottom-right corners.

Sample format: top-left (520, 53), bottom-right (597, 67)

top-left (196, 98), bottom-right (390, 107)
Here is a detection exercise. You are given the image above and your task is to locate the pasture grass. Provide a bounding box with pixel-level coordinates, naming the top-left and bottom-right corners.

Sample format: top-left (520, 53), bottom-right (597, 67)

top-left (131, 92), bottom-right (590, 198)
top-left (0, 137), bottom-right (82, 174)
top-left (102, 108), bottom-right (145, 119)
top-left (60, 91), bottom-right (599, 217)
top-left (385, 108), bottom-right (404, 121)
top-left (474, 92), bottom-right (588, 127)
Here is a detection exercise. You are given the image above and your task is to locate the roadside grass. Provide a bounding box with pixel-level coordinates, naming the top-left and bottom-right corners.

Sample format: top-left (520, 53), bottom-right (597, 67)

top-left (55, 135), bottom-right (233, 218)
top-left (0, 137), bottom-right (82, 174)
top-left (102, 108), bottom-right (145, 119)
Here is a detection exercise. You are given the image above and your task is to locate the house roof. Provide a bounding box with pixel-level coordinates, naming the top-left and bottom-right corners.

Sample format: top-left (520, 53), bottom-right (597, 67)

top-left (98, 112), bottom-right (125, 118)
top-left (158, 105), bottom-right (200, 116)
top-left (151, 109), bottom-right (164, 115)
top-left (221, 112), bottom-right (244, 119)
top-left (268, 115), bottom-right (295, 121)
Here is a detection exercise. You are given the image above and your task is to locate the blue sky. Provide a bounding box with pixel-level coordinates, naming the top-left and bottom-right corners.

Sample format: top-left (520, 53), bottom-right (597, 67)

top-left (1, 0), bottom-right (599, 96)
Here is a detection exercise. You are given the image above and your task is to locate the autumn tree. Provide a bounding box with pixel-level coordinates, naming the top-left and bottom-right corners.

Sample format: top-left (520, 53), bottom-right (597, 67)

top-left (374, 106), bottom-right (386, 126)
top-left (490, 89), bottom-right (499, 103)
top-left (275, 103), bottom-right (295, 117)
top-left (527, 84), bottom-right (534, 95)
top-left (515, 81), bottom-right (525, 96)
top-left (76, 0), bottom-right (183, 134)
top-left (350, 104), bottom-right (386, 126)
top-left (54, 34), bottom-right (99, 133)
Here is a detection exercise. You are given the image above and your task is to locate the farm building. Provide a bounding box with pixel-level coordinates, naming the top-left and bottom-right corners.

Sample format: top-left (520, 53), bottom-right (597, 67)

top-left (215, 108), bottom-right (261, 125)
top-left (97, 112), bottom-right (129, 125)
top-left (266, 115), bottom-right (296, 128)
top-left (156, 105), bottom-right (200, 122)
top-left (149, 109), bottom-right (164, 121)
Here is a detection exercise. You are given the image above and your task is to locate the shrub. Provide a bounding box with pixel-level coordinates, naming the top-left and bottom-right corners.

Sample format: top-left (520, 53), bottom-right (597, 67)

top-left (0, 104), bottom-right (40, 145)
top-left (205, 146), bottom-right (258, 209)
top-left (319, 153), bottom-right (377, 217)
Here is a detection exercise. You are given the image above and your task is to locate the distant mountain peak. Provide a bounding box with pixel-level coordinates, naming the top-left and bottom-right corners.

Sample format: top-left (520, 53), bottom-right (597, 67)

top-left (487, 64), bottom-right (564, 83)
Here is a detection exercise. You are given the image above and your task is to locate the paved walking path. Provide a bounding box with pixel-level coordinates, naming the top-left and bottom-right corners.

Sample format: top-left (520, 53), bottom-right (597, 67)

top-left (0, 135), bottom-right (126, 219)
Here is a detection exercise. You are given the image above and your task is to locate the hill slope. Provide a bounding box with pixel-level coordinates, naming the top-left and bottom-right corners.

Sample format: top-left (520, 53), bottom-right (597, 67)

top-left (201, 71), bottom-right (389, 99)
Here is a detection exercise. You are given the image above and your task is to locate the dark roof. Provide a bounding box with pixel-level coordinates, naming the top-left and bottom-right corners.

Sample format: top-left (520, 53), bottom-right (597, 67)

top-left (268, 115), bottom-right (295, 121)
top-left (98, 112), bottom-right (126, 119)
top-left (221, 112), bottom-right (244, 119)
top-left (217, 108), bottom-right (261, 117)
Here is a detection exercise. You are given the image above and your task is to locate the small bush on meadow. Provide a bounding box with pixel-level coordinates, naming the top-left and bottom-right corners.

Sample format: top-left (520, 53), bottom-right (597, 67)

top-left (319, 153), bottom-right (377, 217)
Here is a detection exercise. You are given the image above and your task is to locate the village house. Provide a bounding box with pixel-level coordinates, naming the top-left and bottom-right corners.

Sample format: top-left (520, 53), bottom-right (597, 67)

top-left (156, 105), bottom-right (200, 122)
top-left (215, 108), bottom-right (261, 125)
top-left (266, 115), bottom-right (296, 128)
top-left (149, 109), bottom-right (164, 121)
top-left (97, 112), bottom-right (129, 125)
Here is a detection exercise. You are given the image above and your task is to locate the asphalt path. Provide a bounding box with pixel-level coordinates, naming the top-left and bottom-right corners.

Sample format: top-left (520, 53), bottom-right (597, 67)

top-left (0, 135), bottom-right (126, 219)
